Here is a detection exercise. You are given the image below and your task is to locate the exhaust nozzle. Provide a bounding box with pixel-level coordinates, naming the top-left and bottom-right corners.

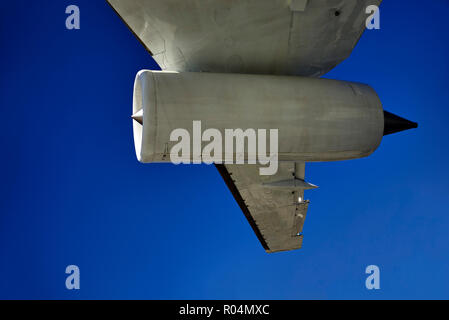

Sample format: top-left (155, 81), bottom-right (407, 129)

top-left (383, 110), bottom-right (418, 136)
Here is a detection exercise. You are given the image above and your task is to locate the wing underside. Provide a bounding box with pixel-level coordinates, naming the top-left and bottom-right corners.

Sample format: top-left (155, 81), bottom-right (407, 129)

top-left (107, 0), bottom-right (381, 77)
top-left (216, 162), bottom-right (317, 253)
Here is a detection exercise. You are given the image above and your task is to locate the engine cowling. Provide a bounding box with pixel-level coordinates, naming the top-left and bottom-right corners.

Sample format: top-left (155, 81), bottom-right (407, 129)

top-left (132, 70), bottom-right (384, 163)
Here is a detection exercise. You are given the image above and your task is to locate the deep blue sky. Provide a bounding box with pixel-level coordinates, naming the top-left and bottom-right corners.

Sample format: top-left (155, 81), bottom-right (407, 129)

top-left (1, 0), bottom-right (448, 299)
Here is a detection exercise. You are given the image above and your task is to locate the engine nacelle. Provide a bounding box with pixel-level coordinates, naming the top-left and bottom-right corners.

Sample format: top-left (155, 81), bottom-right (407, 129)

top-left (132, 70), bottom-right (384, 163)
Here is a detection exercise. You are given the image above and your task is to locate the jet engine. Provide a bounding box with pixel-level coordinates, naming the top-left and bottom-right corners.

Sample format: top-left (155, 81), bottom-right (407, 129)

top-left (132, 70), bottom-right (415, 164)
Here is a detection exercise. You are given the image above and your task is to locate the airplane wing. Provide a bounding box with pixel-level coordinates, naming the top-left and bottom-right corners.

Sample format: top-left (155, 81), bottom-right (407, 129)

top-left (107, 0), bottom-right (381, 77)
top-left (216, 162), bottom-right (317, 253)
top-left (108, 0), bottom-right (381, 252)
